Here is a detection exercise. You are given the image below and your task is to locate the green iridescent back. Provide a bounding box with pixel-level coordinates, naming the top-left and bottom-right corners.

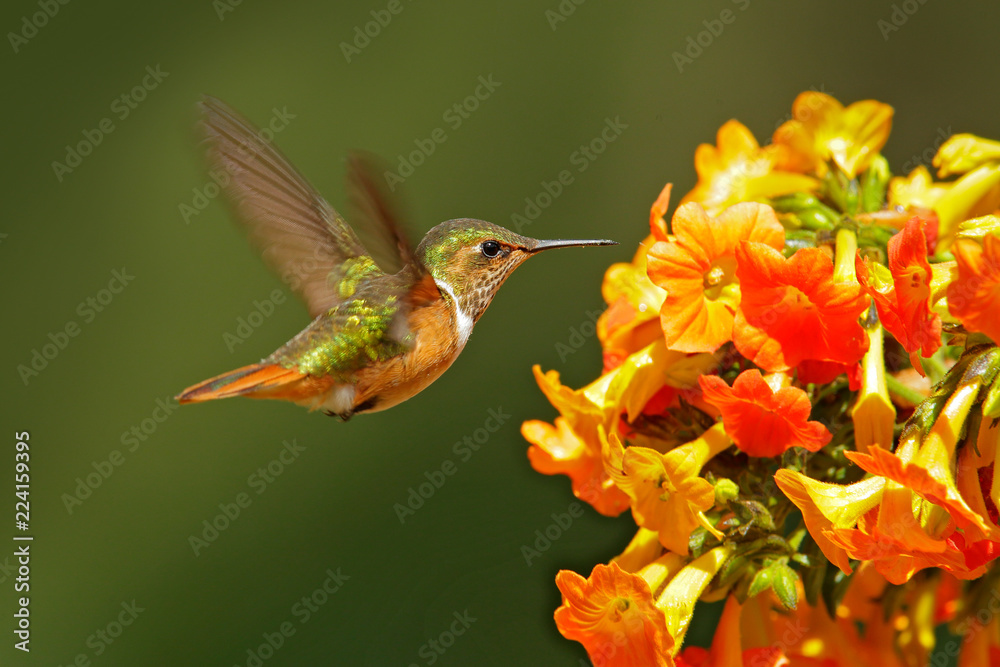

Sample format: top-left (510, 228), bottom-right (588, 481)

top-left (267, 259), bottom-right (415, 380)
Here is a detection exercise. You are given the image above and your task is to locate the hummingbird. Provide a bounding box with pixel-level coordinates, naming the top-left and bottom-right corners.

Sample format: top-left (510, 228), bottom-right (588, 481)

top-left (176, 96), bottom-right (616, 419)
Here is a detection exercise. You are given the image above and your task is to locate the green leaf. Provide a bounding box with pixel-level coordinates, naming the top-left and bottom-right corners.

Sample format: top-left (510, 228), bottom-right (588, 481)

top-left (748, 566), bottom-right (774, 598)
top-left (771, 563), bottom-right (799, 610)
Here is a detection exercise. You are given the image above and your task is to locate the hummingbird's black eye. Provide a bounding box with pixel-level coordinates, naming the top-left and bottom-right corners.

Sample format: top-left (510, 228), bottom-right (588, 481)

top-left (480, 240), bottom-right (502, 258)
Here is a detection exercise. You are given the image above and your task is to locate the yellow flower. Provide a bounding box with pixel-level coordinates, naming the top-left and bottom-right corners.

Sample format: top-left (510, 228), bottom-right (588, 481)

top-left (774, 470), bottom-right (886, 574)
top-left (933, 133), bottom-right (1000, 177)
top-left (681, 119), bottom-right (818, 216)
top-left (773, 91), bottom-right (894, 178)
top-left (603, 425), bottom-right (729, 555)
top-left (888, 165), bottom-right (951, 210)
top-left (655, 544), bottom-right (736, 652)
top-left (934, 165), bottom-right (1000, 248)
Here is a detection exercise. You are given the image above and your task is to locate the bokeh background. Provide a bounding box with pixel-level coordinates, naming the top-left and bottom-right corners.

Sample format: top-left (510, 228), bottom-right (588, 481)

top-left (4, 0), bottom-right (1000, 664)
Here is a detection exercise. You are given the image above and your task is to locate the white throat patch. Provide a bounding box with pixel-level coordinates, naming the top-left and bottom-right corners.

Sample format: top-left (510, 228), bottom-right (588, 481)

top-left (434, 278), bottom-right (474, 349)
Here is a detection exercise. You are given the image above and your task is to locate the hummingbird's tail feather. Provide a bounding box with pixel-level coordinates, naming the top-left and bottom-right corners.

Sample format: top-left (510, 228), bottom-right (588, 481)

top-left (176, 363), bottom-right (309, 404)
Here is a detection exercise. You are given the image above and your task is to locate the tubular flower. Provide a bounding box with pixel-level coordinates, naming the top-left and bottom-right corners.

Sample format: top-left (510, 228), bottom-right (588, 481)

top-left (700, 370), bottom-right (831, 457)
top-left (947, 234), bottom-right (1000, 343)
top-left (732, 242), bottom-right (870, 371)
top-left (935, 166), bottom-right (1000, 250)
top-left (604, 425), bottom-right (730, 555)
top-left (772, 91), bottom-right (894, 178)
top-left (555, 562), bottom-right (675, 667)
top-left (856, 217), bottom-right (942, 365)
top-left (646, 201), bottom-right (785, 353)
top-left (681, 119), bottom-right (819, 216)
top-left (851, 321), bottom-right (895, 453)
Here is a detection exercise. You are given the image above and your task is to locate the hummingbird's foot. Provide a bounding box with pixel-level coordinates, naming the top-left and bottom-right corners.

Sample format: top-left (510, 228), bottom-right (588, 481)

top-left (324, 409), bottom-right (353, 422)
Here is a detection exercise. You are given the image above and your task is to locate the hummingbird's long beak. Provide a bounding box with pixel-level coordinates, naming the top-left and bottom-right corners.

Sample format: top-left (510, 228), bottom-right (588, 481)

top-left (528, 238), bottom-right (618, 253)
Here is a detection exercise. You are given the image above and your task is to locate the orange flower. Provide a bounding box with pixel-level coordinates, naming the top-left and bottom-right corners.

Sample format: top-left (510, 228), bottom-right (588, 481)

top-left (681, 120), bottom-right (818, 215)
top-left (825, 519), bottom-right (982, 585)
top-left (947, 233), bottom-right (1000, 342)
top-left (856, 218), bottom-right (942, 365)
top-left (523, 418), bottom-right (627, 515)
top-left (604, 425), bottom-right (729, 555)
top-left (555, 562), bottom-right (675, 667)
top-left (647, 202), bottom-right (784, 353)
top-left (733, 242), bottom-right (870, 371)
top-left (700, 370), bottom-right (831, 457)
top-left (773, 92), bottom-right (893, 178)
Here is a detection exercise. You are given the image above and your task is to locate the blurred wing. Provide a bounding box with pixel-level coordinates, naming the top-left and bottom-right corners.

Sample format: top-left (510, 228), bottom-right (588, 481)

top-left (198, 95), bottom-right (374, 318)
top-left (346, 151), bottom-right (422, 276)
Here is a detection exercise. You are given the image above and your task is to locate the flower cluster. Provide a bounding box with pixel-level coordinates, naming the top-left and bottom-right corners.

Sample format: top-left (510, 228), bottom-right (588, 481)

top-left (523, 91), bottom-right (1000, 666)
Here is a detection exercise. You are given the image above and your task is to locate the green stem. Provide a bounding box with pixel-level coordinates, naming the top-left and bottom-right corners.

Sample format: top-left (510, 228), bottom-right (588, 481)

top-left (886, 373), bottom-right (928, 408)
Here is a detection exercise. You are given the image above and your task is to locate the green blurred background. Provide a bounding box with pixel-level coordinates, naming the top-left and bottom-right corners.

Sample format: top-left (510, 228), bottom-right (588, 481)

top-left (3, 0), bottom-right (1000, 664)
